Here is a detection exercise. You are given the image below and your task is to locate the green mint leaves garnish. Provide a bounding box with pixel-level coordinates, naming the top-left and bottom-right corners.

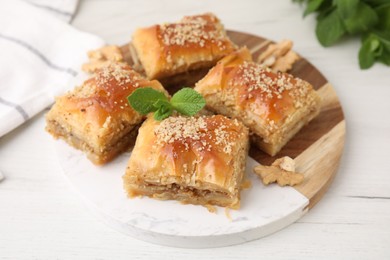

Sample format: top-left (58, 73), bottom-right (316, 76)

top-left (294, 0), bottom-right (390, 69)
top-left (127, 87), bottom-right (206, 121)
top-left (127, 88), bottom-right (168, 115)
top-left (170, 88), bottom-right (206, 116)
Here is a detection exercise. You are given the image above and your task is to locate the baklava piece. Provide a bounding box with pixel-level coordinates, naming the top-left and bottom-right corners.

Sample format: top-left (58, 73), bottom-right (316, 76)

top-left (123, 115), bottom-right (249, 209)
top-left (82, 45), bottom-right (125, 74)
top-left (46, 63), bottom-right (167, 165)
top-left (132, 13), bottom-right (236, 86)
top-left (194, 48), bottom-right (321, 156)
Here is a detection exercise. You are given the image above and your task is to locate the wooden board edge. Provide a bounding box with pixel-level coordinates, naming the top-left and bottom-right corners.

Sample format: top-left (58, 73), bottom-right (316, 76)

top-left (293, 119), bottom-right (346, 209)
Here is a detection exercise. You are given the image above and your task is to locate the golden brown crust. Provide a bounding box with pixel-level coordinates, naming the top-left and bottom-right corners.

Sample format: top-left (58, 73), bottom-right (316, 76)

top-left (123, 115), bottom-right (249, 209)
top-left (132, 13), bottom-right (237, 81)
top-left (194, 47), bottom-right (321, 156)
top-left (45, 62), bottom-right (168, 165)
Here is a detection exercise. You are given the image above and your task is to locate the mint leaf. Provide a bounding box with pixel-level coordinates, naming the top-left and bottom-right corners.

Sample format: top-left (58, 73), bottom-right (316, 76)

top-left (303, 0), bottom-right (325, 17)
top-left (379, 48), bottom-right (390, 65)
top-left (374, 30), bottom-right (390, 50)
top-left (374, 30), bottom-right (390, 65)
top-left (359, 34), bottom-right (381, 69)
top-left (375, 3), bottom-right (390, 31)
top-left (316, 10), bottom-right (346, 46)
top-left (334, 0), bottom-right (359, 18)
top-left (127, 87), bottom-right (168, 115)
top-left (364, 0), bottom-right (390, 7)
top-left (343, 2), bottom-right (378, 34)
top-left (170, 88), bottom-right (206, 116)
top-left (154, 103), bottom-right (172, 121)
top-left (359, 30), bottom-right (390, 68)
top-left (315, 2), bottom-right (335, 21)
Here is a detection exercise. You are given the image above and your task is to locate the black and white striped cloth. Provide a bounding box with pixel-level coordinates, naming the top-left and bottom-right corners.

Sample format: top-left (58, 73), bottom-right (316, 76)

top-left (0, 0), bottom-right (104, 137)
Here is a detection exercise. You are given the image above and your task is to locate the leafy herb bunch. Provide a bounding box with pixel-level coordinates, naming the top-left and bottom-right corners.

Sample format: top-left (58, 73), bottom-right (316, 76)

top-left (294, 0), bottom-right (390, 69)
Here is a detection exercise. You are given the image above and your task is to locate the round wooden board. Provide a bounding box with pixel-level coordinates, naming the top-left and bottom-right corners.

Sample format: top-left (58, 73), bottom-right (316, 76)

top-left (122, 30), bottom-right (346, 210)
top-left (55, 30), bottom-right (346, 248)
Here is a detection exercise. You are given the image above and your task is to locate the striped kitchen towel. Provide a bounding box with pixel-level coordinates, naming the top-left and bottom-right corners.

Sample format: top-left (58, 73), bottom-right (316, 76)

top-left (0, 0), bottom-right (104, 137)
top-left (25, 0), bottom-right (80, 22)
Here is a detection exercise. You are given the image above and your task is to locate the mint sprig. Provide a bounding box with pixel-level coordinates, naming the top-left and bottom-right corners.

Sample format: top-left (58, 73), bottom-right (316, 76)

top-left (170, 88), bottom-right (206, 116)
top-left (294, 0), bottom-right (390, 69)
top-left (127, 87), bottom-right (206, 121)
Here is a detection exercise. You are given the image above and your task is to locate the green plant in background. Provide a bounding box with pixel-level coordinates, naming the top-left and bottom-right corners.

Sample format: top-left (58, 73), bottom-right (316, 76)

top-left (294, 0), bottom-right (390, 69)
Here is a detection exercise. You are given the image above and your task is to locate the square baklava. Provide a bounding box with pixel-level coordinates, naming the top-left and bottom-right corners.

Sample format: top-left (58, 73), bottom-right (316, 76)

top-left (132, 13), bottom-right (236, 85)
top-left (123, 115), bottom-right (249, 209)
top-left (46, 62), bottom-right (167, 165)
top-left (194, 47), bottom-right (321, 156)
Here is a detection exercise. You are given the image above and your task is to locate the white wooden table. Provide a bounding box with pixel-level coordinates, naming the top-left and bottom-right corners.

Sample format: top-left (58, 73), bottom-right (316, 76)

top-left (1, 0), bottom-right (389, 259)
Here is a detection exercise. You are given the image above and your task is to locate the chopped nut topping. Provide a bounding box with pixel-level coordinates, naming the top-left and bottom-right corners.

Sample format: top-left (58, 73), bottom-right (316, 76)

top-left (273, 156), bottom-right (295, 172)
top-left (95, 62), bottom-right (136, 87)
top-left (253, 156), bottom-right (304, 186)
top-left (158, 13), bottom-right (227, 49)
top-left (232, 60), bottom-right (313, 110)
top-left (102, 116), bottom-right (112, 130)
top-left (257, 40), bottom-right (300, 73)
top-left (155, 116), bottom-right (208, 144)
top-left (154, 115), bottom-right (239, 159)
top-left (235, 62), bottom-right (294, 98)
top-left (272, 51), bottom-right (300, 73)
top-left (82, 45), bottom-right (125, 73)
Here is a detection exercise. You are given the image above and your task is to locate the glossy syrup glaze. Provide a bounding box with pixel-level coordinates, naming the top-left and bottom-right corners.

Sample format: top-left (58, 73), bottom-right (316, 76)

top-left (227, 62), bottom-right (297, 123)
top-left (61, 63), bottom-right (158, 126)
top-left (130, 115), bottom-right (248, 190)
